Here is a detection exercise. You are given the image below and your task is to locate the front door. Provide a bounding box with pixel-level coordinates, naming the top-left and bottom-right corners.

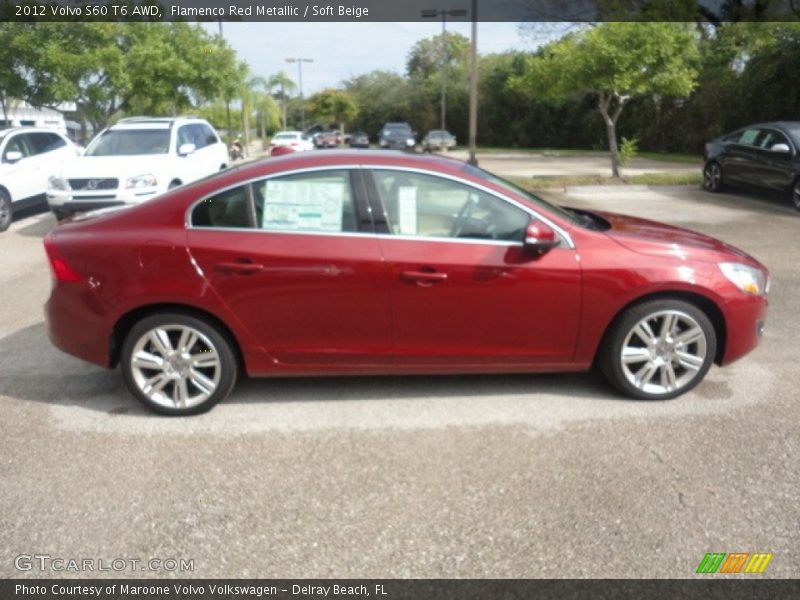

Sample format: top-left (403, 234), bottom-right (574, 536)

top-left (365, 168), bottom-right (582, 368)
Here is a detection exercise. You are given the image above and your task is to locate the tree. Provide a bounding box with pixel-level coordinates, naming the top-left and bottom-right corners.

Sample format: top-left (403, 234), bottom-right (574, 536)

top-left (343, 71), bottom-right (412, 136)
top-left (267, 72), bottom-right (297, 130)
top-left (306, 89), bottom-right (358, 134)
top-left (407, 32), bottom-right (469, 79)
top-left (512, 23), bottom-right (700, 177)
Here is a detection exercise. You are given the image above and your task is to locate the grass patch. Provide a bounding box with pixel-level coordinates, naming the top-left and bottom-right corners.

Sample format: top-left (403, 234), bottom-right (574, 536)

top-left (628, 172), bottom-right (703, 186)
top-left (509, 171), bottom-right (703, 191)
top-left (475, 147), bottom-right (701, 164)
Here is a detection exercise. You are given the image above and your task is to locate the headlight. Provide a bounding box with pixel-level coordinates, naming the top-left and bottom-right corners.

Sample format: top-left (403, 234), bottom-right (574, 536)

top-left (124, 174), bottom-right (157, 189)
top-left (48, 176), bottom-right (69, 191)
top-left (406, 138), bottom-right (415, 147)
top-left (720, 262), bottom-right (767, 296)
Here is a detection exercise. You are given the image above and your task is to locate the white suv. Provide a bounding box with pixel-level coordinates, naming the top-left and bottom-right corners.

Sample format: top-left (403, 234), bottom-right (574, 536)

top-left (0, 127), bottom-right (80, 232)
top-left (47, 117), bottom-right (228, 220)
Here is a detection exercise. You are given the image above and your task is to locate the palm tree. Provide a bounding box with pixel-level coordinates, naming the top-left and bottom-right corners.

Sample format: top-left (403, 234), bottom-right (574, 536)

top-left (267, 71), bottom-right (297, 130)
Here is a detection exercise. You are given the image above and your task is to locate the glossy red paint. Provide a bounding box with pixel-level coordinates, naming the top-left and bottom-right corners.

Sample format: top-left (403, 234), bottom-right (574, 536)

top-left (44, 150), bottom-right (769, 395)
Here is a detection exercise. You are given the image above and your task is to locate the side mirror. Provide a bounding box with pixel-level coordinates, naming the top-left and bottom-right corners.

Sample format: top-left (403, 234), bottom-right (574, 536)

top-left (524, 220), bottom-right (559, 255)
top-left (771, 143), bottom-right (791, 154)
top-left (4, 150), bottom-right (23, 163)
top-left (177, 143), bottom-right (196, 156)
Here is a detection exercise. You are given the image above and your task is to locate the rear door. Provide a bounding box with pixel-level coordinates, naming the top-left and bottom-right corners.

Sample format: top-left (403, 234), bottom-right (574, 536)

top-left (186, 167), bottom-right (393, 370)
top-left (364, 167), bottom-right (582, 368)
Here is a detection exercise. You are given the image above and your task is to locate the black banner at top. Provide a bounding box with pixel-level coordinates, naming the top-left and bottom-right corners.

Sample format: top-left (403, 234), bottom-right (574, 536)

top-left (2, 0), bottom-right (800, 22)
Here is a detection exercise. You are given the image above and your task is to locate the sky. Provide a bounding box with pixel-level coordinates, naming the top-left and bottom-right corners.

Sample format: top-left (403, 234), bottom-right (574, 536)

top-left (201, 22), bottom-right (564, 96)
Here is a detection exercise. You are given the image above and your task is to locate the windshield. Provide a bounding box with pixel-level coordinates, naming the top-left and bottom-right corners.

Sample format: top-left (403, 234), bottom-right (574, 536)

top-left (86, 129), bottom-right (171, 156)
top-left (783, 124), bottom-right (800, 147)
top-left (274, 133), bottom-right (297, 140)
top-left (461, 163), bottom-right (584, 227)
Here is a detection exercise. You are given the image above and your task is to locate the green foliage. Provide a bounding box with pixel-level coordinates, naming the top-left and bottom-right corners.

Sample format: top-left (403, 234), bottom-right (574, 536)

top-left (343, 71), bottom-right (412, 136)
top-left (512, 22), bottom-right (700, 175)
top-left (306, 89), bottom-right (358, 130)
top-left (0, 22), bottom-right (239, 134)
top-left (406, 32), bottom-right (470, 79)
top-left (618, 137), bottom-right (638, 166)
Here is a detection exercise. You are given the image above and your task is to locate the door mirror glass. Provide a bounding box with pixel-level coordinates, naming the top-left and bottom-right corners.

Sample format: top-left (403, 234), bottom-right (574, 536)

top-left (524, 220), bottom-right (559, 254)
top-left (4, 150), bottom-right (23, 163)
top-left (771, 143), bottom-right (791, 154)
top-left (177, 143), bottom-right (196, 156)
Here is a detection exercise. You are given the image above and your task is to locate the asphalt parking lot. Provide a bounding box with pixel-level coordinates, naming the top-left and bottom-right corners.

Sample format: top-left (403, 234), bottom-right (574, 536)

top-left (1, 175), bottom-right (798, 579)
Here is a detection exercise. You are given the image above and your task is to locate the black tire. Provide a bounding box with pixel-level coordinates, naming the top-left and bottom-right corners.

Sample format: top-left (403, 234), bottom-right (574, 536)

top-left (52, 207), bottom-right (71, 221)
top-left (120, 312), bottom-right (238, 416)
top-left (0, 190), bottom-right (12, 232)
top-left (791, 177), bottom-right (800, 212)
top-left (599, 299), bottom-right (717, 401)
top-left (703, 161), bottom-right (724, 193)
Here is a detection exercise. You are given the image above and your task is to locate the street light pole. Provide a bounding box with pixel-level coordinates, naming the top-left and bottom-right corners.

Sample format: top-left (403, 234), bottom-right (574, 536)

top-left (285, 57), bottom-right (313, 130)
top-left (422, 7), bottom-right (467, 133)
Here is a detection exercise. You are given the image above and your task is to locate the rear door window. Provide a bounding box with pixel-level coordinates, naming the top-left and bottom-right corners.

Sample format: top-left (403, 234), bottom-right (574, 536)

top-left (253, 170), bottom-right (358, 234)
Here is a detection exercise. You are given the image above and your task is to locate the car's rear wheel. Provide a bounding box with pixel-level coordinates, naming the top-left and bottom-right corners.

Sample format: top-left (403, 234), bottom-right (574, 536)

top-left (0, 191), bottom-right (11, 232)
top-left (121, 313), bottom-right (238, 415)
top-left (703, 161), bottom-right (724, 192)
top-left (600, 299), bottom-right (716, 400)
top-left (792, 178), bottom-right (800, 212)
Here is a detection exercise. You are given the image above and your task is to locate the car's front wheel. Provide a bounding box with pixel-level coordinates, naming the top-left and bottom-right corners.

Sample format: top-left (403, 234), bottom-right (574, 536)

top-left (703, 161), bottom-right (724, 192)
top-left (600, 300), bottom-right (717, 400)
top-left (0, 191), bottom-right (11, 232)
top-left (792, 178), bottom-right (800, 212)
top-left (121, 312), bottom-right (238, 415)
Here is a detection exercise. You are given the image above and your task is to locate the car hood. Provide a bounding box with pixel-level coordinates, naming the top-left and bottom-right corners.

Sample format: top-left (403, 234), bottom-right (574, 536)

top-left (57, 155), bottom-right (171, 179)
top-left (595, 210), bottom-right (762, 266)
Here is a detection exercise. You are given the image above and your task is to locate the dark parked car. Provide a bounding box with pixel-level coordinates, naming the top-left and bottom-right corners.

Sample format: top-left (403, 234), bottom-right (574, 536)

top-left (423, 130), bottom-right (457, 152)
top-left (378, 122), bottom-right (416, 150)
top-left (348, 131), bottom-right (369, 148)
top-left (45, 150), bottom-right (769, 415)
top-left (314, 131), bottom-right (338, 149)
top-left (703, 121), bottom-right (800, 211)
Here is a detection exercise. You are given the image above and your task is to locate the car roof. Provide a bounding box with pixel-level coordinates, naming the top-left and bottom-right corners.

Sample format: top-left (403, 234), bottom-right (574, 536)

top-left (111, 116), bottom-right (208, 130)
top-left (0, 126), bottom-right (67, 136)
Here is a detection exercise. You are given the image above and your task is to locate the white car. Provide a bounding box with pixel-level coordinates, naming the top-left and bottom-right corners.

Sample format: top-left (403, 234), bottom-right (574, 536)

top-left (0, 127), bottom-right (80, 232)
top-left (269, 131), bottom-right (314, 153)
top-left (47, 117), bottom-right (228, 220)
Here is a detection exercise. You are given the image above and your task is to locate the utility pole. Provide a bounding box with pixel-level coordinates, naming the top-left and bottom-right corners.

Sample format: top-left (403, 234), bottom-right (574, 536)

top-left (467, 0), bottom-right (478, 166)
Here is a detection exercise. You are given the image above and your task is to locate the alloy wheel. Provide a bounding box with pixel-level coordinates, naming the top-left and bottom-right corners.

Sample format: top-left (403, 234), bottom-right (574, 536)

top-left (703, 163), bottom-right (722, 192)
top-left (129, 324), bottom-right (222, 410)
top-left (793, 180), bottom-right (800, 211)
top-left (619, 310), bottom-right (708, 396)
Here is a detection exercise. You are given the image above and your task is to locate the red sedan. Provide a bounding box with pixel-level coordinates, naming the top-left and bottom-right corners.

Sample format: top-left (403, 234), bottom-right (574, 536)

top-left (44, 151), bottom-right (769, 415)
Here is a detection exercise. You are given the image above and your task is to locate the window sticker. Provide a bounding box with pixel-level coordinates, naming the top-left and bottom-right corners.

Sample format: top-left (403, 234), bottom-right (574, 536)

top-left (397, 186), bottom-right (418, 235)
top-left (262, 180), bottom-right (345, 232)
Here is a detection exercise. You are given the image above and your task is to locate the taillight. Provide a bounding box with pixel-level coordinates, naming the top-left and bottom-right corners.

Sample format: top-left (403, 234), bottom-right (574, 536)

top-left (43, 233), bottom-right (82, 283)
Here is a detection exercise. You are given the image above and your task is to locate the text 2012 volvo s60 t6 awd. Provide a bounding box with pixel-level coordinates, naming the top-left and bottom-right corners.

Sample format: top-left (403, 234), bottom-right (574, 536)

top-left (44, 151), bottom-right (769, 415)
